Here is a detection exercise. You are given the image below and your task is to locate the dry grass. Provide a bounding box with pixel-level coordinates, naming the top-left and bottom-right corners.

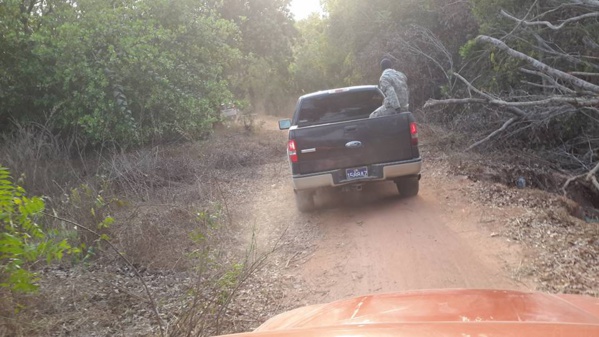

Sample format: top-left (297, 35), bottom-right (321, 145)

top-left (0, 123), bottom-right (84, 196)
top-left (470, 180), bottom-right (598, 296)
top-left (422, 117), bottom-right (599, 297)
top-left (0, 119), bottom-right (289, 337)
top-left (505, 211), bottom-right (598, 296)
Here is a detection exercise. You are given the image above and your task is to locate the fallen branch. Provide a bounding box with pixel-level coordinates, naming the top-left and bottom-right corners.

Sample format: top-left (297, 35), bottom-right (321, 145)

top-left (452, 73), bottom-right (529, 117)
top-left (574, 0), bottom-right (599, 7)
top-left (522, 81), bottom-right (562, 91)
top-left (562, 161), bottom-right (599, 195)
top-left (530, 31), bottom-right (599, 70)
top-left (589, 162), bottom-right (599, 191)
top-left (562, 174), bottom-right (586, 195)
top-left (476, 35), bottom-right (599, 94)
top-left (424, 98), bottom-right (487, 108)
top-left (426, 91), bottom-right (598, 109)
top-left (570, 71), bottom-right (599, 77)
top-left (427, 95), bottom-right (599, 108)
top-left (466, 117), bottom-right (519, 151)
top-left (492, 97), bottom-right (599, 107)
top-left (501, 9), bottom-right (599, 30)
top-left (582, 36), bottom-right (599, 50)
top-left (520, 68), bottom-right (577, 94)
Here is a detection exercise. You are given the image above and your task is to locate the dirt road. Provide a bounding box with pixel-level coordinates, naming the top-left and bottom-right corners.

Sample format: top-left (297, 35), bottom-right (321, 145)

top-left (299, 181), bottom-right (528, 301)
top-left (244, 119), bottom-right (531, 310)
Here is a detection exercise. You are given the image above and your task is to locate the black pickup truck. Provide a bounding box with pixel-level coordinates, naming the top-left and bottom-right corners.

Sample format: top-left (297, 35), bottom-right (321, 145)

top-left (279, 85), bottom-right (422, 212)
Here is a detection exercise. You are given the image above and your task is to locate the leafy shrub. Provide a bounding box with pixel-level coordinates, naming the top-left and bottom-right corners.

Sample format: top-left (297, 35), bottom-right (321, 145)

top-left (0, 166), bottom-right (73, 293)
top-left (0, 0), bottom-right (238, 147)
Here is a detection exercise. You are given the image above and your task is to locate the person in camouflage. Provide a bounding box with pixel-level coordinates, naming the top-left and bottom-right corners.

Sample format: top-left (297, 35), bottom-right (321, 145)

top-left (370, 58), bottom-right (410, 118)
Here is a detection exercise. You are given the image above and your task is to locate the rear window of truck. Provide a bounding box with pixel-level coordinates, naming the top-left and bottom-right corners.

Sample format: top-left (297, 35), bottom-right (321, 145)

top-left (296, 89), bottom-right (384, 127)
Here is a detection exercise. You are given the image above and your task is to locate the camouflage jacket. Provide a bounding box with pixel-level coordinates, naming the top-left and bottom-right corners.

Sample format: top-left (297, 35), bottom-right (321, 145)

top-left (380, 68), bottom-right (409, 111)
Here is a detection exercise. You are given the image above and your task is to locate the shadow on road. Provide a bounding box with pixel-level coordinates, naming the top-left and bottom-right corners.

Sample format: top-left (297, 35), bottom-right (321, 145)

top-left (313, 180), bottom-right (423, 213)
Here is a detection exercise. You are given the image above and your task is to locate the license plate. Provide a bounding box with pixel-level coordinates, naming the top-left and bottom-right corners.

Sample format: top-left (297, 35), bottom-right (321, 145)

top-left (346, 167), bottom-right (368, 180)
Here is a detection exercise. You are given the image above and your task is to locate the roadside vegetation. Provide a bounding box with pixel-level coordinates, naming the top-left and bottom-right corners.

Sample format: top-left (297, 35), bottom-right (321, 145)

top-left (0, 0), bottom-right (597, 336)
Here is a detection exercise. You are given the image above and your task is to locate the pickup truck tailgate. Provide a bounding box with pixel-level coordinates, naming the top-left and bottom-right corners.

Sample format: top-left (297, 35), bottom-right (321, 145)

top-left (290, 113), bottom-right (416, 175)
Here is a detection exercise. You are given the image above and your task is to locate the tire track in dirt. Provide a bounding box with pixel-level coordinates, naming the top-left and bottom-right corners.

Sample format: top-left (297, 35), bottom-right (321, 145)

top-left (298, 181), bottom-right (529, 303)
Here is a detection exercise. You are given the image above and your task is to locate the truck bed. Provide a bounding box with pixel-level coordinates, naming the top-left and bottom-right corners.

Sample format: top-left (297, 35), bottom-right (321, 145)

top-left (280, 85), bottom-right (422, 211)
top-left (289, 113), bottom-right (418, 176)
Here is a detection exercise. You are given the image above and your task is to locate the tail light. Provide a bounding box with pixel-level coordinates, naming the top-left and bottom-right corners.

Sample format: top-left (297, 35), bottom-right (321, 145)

top-left (410, 122), bottom-right (418, 146)
top-left (288, 139), bottom-right (298, 163)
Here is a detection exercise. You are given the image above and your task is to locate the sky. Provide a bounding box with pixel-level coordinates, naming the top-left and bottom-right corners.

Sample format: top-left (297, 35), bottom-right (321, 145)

top-left (290, 0), bottom-right (323, 20)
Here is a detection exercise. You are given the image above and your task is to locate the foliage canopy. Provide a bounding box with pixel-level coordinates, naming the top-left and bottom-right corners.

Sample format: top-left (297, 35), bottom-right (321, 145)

top-left (0, 0), bottom-right (296, 146)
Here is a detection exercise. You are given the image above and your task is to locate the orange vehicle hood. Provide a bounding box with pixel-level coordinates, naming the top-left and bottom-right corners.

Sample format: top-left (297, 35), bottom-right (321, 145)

top-left (224, 289), bottom-right (599, 337)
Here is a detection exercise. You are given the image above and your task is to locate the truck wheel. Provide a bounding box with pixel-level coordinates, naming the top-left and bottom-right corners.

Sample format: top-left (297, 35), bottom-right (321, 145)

top-left (295, 190), bottom-right (315, 212)
top-left (396, 177), bottom-right (419, 198)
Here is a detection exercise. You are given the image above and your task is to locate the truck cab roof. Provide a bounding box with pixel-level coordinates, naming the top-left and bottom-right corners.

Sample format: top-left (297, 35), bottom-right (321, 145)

top-left (299, 85), bottom-right (380, 100)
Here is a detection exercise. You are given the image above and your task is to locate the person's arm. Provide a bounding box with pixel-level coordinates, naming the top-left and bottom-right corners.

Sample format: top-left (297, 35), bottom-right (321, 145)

top-left (380, 76), bottom-right (401, 110)
top-left (395, 72), bottom-right (410, 111)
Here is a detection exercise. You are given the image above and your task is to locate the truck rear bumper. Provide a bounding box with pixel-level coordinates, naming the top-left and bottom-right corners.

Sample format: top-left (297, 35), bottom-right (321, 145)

top-left (292, 159), bottom-right (422, 191)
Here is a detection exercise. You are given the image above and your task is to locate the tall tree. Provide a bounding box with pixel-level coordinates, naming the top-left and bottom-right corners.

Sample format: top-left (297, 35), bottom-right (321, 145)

top-left (0, 0), bottom-right (238, 146)
top-left (220, 0), bottom-right (297, 114)
top-left (291, 13), bottom-right (353, 94)
top-left (309, 0), bottom-right (478, 107)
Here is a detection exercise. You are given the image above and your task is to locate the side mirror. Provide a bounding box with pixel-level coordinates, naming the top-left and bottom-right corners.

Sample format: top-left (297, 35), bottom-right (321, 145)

top-left (278, 119), bottom-right (292, 130)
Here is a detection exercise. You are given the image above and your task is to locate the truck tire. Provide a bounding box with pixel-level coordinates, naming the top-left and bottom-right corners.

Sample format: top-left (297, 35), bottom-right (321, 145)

top-left (295, 190), bottom-right (315, 212)
top-left (396, 176), bottom-right (419, 198)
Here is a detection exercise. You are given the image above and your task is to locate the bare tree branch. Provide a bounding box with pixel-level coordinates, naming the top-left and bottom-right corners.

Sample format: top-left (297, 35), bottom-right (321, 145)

top-left (520, 68), bottom-right (577, 94)
top-left (501, 9), bottom-right (599, 30)
top-left (591, 175), bottom-right (599, 191)
top-left (453, 73), bottom-right (530, 117)
top-left (502, 0), bottom-right (539, 39)
top-left (521, 81), bottom-right (572, 93)
top-left (583, 36), bottom-right (599, 50)
top-left (425, 72), bottom-right (534, 117)
top-left (563, 161), bottom-right (599, 194)
top-left (476, 35), bottom-right (599, 94)
top-left (424, 1), bottom-right (599, 184)
top-left (573, 0), bottom-right (599, 7)
top-left (426, 94), bottom-right (598, 109)
top-left (466, 117), bottom-right (519, 151)
top-left (571, 71), bottom-right (599, 77)
top-left (494, 97), bottom-right (599, 107)
top-left (424, 98), bottom-right (487, 108)
top-left (528, 32), bottom-right (599, 70)
top-left (390, 25), bottom-right (454, 85)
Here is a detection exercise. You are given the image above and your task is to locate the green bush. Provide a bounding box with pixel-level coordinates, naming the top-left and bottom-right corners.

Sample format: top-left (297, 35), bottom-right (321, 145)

top-left (0, 166), bottom-right (72, 293)
top-left (0, 0), bottom-right (238, 147)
